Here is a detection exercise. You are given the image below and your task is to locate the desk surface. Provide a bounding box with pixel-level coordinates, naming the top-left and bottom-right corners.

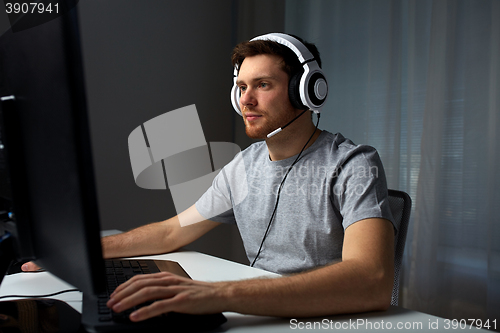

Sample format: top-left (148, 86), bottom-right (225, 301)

top-left (0, 251), bottom-right (487, 332)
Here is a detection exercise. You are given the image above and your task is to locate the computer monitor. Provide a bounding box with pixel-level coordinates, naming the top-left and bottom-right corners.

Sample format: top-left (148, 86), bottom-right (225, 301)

top-left (0, 3), bottom-right (105, 296)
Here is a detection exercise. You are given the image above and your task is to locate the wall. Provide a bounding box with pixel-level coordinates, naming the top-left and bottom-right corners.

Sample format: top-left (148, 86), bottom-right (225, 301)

top-left (76, 0), bottom-right (285, 264)
top-left (77, 0), bottom-right (244, 262)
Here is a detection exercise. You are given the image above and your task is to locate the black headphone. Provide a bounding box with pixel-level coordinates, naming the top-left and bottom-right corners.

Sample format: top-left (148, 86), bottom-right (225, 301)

top-left (230, 33), bottom-right (328, 115)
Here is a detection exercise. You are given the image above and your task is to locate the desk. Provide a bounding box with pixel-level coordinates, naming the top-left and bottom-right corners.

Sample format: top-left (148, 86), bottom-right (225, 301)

top-left (0, 251), bottom-right (488, 332)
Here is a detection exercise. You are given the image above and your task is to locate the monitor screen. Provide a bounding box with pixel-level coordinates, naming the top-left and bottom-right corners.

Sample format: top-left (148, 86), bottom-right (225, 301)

top-left (0, 3), bottom-right (105, 295)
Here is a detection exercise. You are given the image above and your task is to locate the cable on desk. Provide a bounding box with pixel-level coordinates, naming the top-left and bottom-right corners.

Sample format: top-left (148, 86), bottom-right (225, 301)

top-left (0, 288), bottom-right (81, 300)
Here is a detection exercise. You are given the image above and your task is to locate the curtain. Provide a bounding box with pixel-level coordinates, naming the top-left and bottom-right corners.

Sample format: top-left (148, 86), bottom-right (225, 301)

top-left (285, 0), bottom-right (500, 324)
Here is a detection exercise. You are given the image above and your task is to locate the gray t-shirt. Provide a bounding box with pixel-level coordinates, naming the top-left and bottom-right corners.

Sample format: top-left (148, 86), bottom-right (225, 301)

top-left (196, 131), bottom-right (396, 275)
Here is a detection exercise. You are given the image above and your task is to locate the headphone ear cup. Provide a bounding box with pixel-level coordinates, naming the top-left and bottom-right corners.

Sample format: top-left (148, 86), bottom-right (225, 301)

top-left (288, 71), bottom-right (307, 110)
top-left (231, 83), bottom-right (242, 116)
top-left (307, 71), bottom-right (328, 109)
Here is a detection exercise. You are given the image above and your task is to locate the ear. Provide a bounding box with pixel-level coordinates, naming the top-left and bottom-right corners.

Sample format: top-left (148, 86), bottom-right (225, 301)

top-left (288, 70), bottom-right (307, 110)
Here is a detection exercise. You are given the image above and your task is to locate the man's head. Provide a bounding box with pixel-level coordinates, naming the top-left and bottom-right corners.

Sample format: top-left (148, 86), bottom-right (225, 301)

top-left (230, 33), bottom-right (327, 140)
top-left (231, 34), bottom-right (324, 113)
top-left (231, 34), bottom-right (322, 83)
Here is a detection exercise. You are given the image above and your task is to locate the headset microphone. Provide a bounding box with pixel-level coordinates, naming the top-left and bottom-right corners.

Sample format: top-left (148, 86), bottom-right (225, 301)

top-left (266, 109), bottom-right (308, 138)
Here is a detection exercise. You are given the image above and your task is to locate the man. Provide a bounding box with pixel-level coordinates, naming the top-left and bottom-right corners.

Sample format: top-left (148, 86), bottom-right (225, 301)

top-left (24, 33), bottom-right (396, 321)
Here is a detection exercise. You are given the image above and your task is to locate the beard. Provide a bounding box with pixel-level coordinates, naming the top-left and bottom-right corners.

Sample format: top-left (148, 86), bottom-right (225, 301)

top-left (243, 107), bottom-right (297, 140)
top-left (244, 119), bottom-right (275, 139)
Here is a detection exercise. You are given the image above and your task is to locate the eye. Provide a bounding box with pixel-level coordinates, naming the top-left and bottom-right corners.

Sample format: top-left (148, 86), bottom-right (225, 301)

top-left (239, 85), bottom-right (247, 92)
top-left (259, 82), bottom-right (268, 88)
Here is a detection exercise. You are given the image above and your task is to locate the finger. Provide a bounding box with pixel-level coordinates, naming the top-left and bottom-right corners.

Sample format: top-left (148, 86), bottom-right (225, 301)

top-left (21, 262), bottom-right (41, 272)
top-left (129, 297), bottom-right (180, 322)
top-left (112, 273), bottom-right (185, 303)
top-left (108, 274), bottom-right (185, 309)
top-left (110, 272), bottom-right (175, 298)
top-left (112, 284), bottom-right (181, 315)
top-left (127, 282), bottom-right (220, 321)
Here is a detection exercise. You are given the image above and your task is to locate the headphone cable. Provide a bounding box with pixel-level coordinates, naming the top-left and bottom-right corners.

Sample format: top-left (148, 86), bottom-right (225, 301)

top-left (251, 112), bottom-right (321, 267)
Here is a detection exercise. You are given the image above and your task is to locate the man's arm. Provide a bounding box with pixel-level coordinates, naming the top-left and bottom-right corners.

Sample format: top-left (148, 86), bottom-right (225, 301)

top-left (224, 217), bottom-right (395, 316)
top-left (21, 205), bottom-right (220, 271)
top-left (107, 217), bottom-right (395, 320)
top-left (102, 205), bottom-right (221, 259)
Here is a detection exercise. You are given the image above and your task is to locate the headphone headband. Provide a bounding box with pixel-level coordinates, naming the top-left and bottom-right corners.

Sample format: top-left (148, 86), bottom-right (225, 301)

top-left (231, 33), bottom-right (328, 115)
top-left (250, 33), bottom-right (315, 64)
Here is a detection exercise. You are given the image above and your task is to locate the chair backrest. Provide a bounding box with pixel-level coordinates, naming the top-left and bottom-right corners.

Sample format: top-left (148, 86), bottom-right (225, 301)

top-left (387, 189), bottom-right (412, 306)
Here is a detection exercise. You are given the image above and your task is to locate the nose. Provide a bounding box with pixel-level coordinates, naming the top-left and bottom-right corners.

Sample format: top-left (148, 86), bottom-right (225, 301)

top-left (239, 87), bottom-right (256, 109)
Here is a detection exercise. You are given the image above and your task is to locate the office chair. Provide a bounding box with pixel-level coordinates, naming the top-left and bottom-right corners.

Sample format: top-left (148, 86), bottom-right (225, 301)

top-left (387, 189), bottom-right (412, 306)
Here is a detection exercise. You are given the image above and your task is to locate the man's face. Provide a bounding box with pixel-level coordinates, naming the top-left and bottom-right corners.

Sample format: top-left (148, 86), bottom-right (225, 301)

top-left (236, 54), bottom-right (299, 139)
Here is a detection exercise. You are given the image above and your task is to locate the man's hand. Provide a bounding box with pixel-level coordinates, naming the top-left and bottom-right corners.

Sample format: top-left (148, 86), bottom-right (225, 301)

top-left (106, 272), bottom-right (227, 322)
top-left (21, 261), bottom-right (42, 272)
top-left (105, 218), bottom-right (395, 322)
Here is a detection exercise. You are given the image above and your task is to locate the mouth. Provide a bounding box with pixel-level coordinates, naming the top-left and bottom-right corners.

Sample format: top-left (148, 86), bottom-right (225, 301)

top-left (244, 112), bottom-right (262, 122)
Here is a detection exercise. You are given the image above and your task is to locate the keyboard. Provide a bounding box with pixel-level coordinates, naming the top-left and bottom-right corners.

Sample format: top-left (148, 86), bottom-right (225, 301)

top-left (81, 259), bottom-right (226, 332)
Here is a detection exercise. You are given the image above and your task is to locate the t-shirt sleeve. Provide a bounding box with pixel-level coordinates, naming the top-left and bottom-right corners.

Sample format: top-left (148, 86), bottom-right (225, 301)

top-left (332, 146), bottom-right (397, 232)
top-left (195, 151), bottom-right (248, 224)
top-left (195, 167), bottom-right (237, 224)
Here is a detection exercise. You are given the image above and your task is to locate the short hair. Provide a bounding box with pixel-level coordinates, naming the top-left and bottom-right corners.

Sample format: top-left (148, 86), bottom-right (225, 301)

top-left (231, 34), bottom-right (322, 79)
